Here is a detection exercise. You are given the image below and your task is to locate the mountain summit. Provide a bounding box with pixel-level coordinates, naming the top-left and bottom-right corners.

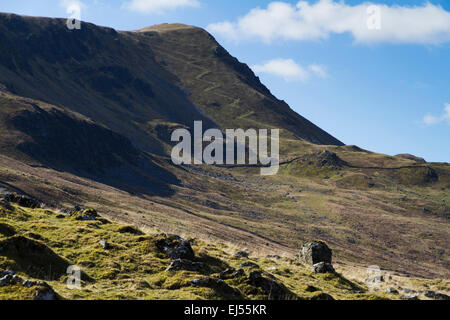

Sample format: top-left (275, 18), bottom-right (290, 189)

top-left (0, 13), bottom-right (342, 156)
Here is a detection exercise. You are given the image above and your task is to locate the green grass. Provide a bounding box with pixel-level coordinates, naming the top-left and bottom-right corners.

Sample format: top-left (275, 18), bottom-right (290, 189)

top-left (0, 201), bottom-right (396, 300)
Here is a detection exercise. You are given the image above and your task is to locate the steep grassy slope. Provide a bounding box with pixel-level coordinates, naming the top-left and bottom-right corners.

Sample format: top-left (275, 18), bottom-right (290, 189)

top-left (0, 13), bottom-right (216, 155)
top-left (136, 24), bottom-right (343, 145)
top-left (1, 200), bottom-right (447, 300)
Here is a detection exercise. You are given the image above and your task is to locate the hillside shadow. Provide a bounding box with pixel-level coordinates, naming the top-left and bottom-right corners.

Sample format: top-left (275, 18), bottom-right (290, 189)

top-left (12, 106), bottom-right (179, 197)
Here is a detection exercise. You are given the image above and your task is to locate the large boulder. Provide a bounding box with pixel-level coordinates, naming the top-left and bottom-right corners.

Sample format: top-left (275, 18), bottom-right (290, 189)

top-left (299, 241), bottom-right (332, 265)
top-left (312, 262), bottom-right (335, 274)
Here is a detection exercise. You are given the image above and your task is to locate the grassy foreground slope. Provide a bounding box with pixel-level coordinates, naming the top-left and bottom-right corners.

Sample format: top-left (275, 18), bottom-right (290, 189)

top-left (1, 200), bottom-right (448, 300)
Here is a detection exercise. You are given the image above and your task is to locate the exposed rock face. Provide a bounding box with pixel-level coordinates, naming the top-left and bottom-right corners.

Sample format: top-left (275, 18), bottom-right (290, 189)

top-left (299, 241), bottom-right (333, 265)
top-left (156, 235), bottom-right (195, 261)
top-left (70, 208), bottom-right (99, 221)
top-left (312, 262), bottom-right (335, 274)
top-left (166, 259), bottom-right (204, 272)
top-left (425, 291), bottom-right (450, 300)
top-left (99, 240), bottom-right (110, 250)
top-left (240, 262), bottom-right (260, 269)
top-left (32, 282), bottom-right (57, 300)
top-left (2, 193), bottom-right (41, 209)
top-left (219, 268), bottom-right (245, 280)
top-left (0, 269), bottom-right (57, 300)
top-left (234, 251), bottom-right (249, 259)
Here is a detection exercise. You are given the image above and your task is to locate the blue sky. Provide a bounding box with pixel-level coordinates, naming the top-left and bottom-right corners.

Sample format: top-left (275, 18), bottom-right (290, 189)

top-left (1, 0), bottom-right (449, 162)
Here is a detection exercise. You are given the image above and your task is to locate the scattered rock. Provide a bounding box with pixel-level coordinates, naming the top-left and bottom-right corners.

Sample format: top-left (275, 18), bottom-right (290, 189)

top-left (156, 235), bottom-right (195, 261)
top-left (2, 193), bottom-right (41, 209)
top-left (22, 280), bottom-right (35, 288)
top-left (424, 290), bottom-right (450, 300)
top-left (311, 262), bottom-right (335, 274)
top-left (386, 287), bottom-right (399, 294)
top-left (402, 288), bottom-right (414, 294)
top-left (166, 259), bottom-right (204, 272)
top-left (55, 214), bottom-right (66, 219)
top-left (299, 241), bottom-right (332, 265)
top-left (402, 295), bottom-right (419, 300)
top-left (218, 268), bottom-right (244, 280)
top-left (0, 270), bottom-right (15, 277)
top-left (240, 262), bottom-right (260, 269)
top-left (234, 251), bottom-right (249, 259)
top-left (367, 275), bottom-right (384, 283)
top-left (11, 275), bottom-right (23, 284)
top-left (99, 240), bottom-right (110, 250)
top-left (0, 274), bottom-right (12, 287)
top-left (71, 208), bottom-right (99, 221)
top-left (0, 270), bottom-right (57, 299)
top-left (33, 282), bottom-right (57, 300)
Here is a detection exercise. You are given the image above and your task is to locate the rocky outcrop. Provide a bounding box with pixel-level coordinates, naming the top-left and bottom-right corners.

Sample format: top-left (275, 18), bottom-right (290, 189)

top-left (70, 208), bottom-right (99, 221)
top-left (166, 259), bottom-right (204, 272)
top-left (0, 269), bottom-right (57, 300)
top-left (234, 251), bottom-right (249, 259)
top-left (2, 193), bottom-right (41, 209)
top-left (219, 268), bottom-right (245, 280)
top-left (299, 241), bottom-right (336, 274)
top-left (299, 241), bottom-right (333, 265)
top-left (156, 235), bottom-right (195, 261)
top-left (424, 290), bottom-right (450, 300)
top-left (312, 262), bottom-right (335, 274)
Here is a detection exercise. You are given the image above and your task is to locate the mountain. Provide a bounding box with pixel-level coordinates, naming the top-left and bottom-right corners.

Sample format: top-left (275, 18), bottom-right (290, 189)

top-left (0, 13), bottom-right (342, 155)
top-left (0, 12), bottom-right (449, 296)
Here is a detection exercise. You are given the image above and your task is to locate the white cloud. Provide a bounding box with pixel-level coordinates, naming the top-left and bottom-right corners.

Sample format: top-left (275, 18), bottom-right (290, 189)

top-left (207, 0), bottom-right (450, 45)
top-left (251, 59), bottom-right (327, 82)
top-left (123, 0), bottom-right (200, 14)
top-left (309, 64), bottom-right (328, 78)
top-left (60, 0), bottom-right (86, 11)
top-left (423, 103), bottom-right (450, 126)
